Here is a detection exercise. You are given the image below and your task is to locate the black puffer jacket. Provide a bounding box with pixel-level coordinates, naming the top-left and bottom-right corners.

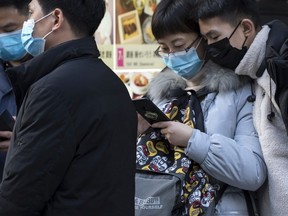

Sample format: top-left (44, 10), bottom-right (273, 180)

top-left (0, 37), bottom-right (137, 216)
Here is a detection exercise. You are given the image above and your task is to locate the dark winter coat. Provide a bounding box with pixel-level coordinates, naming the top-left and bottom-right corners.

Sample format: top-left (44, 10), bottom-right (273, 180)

top-left (0, 37), bottom-right (137, 216)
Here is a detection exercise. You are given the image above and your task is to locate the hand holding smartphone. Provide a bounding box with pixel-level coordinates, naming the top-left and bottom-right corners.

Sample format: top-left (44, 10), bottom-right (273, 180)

top-left (133, 98), bottom-right (170, 124)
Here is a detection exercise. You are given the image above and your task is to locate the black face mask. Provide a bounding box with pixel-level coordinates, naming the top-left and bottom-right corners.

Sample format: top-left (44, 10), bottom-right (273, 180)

top-left (206, 21), bottom-right (248, 70)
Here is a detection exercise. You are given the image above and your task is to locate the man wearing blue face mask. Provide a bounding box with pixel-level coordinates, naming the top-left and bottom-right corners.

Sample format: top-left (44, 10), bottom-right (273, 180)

top-left (0, 0), bottom-right (31, 182)
top-left (21, 11), bottom-right (54, 57)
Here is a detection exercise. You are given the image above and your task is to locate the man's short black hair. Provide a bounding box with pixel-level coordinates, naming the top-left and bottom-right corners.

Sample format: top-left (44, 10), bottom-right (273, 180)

top-left (38, 0), bottom-right (106, 36)
top-left (0, 0), bottom-right (31, 15)
top-left (151, 0), bottom-right (200, 40)
top-left (194, 0), bottom-right (261, 28)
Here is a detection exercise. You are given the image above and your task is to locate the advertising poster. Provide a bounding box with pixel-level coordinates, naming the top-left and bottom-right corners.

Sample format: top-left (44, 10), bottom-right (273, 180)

top-left (115, 0), bottom-right (164, 70)
top-left (95, 0), bottom-right (165, 98)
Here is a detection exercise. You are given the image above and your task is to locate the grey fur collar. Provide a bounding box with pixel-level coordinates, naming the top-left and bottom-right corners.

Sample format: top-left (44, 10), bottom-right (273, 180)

top-left (147, 61), bottom-right (249, 104)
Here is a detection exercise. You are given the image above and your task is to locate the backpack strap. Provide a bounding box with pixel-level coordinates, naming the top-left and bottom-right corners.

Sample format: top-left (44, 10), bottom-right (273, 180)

top-left (188, 90), bottom-right (205, 132)
top-left (168, 88), bottom-right (206, 132)
top-left (256, 60), bottom-right (266, 78)
top-left (214, 184), bottom-right (228, 205)
top-left (244, 190), bottom-right (256, 216)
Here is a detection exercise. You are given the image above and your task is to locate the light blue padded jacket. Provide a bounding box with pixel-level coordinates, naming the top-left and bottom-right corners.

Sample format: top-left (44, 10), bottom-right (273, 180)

top-left (148, 61), bottom-right (267, 216)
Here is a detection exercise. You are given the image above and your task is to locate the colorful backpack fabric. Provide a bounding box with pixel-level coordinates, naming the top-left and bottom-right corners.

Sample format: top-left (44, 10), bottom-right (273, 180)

top-left (135, 90), bottom-right (220, 216)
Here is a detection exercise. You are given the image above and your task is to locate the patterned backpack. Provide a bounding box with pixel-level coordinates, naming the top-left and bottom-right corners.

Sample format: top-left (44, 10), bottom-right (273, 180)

top-left (135, 90), bottom-right (221, 216)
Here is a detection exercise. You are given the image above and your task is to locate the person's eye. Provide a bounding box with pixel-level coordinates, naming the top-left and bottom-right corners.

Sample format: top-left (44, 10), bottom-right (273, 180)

top-left (211, 36), bottom-right (219, 40)
top-left (173, 44), bottom-right (186, 51)
top-left (206, 35), bottom-right (219, 43)
top-left (160, 47), bottom-right (169, 53)
top-left (3, 28), bottom-right (16, 33)
top-left (209, 34), bottom-right (220, 41)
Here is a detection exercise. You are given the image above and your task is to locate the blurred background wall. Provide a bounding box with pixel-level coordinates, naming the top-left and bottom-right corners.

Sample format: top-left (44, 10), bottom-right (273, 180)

top-left (257, 0), bottom-right (288, 24)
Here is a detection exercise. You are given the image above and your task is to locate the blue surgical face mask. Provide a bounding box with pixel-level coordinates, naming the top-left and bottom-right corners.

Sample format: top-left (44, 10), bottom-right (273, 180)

top-left (161, 39), bottom-right (203, 80)
top-left (21, 12), bottom-right (53, 56)
top-left (0, 29), bottom-right (27, 61)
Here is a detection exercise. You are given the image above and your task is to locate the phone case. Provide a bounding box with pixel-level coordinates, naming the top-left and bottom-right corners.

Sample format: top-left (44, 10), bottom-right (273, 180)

top-left (133, 98), bottom-right (170, 124)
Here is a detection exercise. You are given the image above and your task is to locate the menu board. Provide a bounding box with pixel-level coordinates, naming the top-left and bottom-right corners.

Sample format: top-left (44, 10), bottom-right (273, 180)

top-left (94, 0), bottom-right (165, 98)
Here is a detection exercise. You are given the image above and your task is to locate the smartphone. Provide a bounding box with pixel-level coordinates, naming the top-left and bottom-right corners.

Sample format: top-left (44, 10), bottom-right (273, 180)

top-left (0, 109), bottom-right (15, 142)
top-left (133, 98), bottom-right (170, 124)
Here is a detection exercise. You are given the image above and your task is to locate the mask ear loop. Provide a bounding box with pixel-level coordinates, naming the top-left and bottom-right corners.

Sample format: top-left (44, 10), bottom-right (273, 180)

top-left (35, 11), bottom-right (54, 24)
top-left (228, 20), bottom-right (248, 49)
top-left (228, 20), bottom-right (242, 39)
top-left (195, 37), bottom-right (203, 50)
top-left (197, 38), bottom-right (208, 70)
top-left (35, 11), bottom-right (54, 39)
top-left (43, 30), bottom-right (53, 39)
top-left (199, 51), bottom-right (207, 70)
top-left (242, 36), bottom-right (248, 48)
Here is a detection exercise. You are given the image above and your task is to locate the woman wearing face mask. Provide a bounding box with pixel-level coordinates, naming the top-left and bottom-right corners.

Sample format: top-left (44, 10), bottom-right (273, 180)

top-left (136, 0), bottom-right (267, 215)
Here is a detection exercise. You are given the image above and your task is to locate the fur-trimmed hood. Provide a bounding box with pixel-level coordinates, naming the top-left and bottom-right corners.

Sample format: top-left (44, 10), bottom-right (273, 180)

top-left (147, 60), bottom-right (250, 104)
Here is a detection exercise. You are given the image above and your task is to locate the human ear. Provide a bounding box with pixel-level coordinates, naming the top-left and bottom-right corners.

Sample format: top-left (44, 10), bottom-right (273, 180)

top-left (51, 8), bottom-right (64, 31)
top-left (241, 19), bottom-right (255, 37)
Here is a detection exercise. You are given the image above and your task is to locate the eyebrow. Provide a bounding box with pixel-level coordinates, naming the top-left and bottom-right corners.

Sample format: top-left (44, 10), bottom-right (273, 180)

top-left (158, 38), bottom-right (182, 44)
top-left (171, 37), bottom-right (188, 43)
